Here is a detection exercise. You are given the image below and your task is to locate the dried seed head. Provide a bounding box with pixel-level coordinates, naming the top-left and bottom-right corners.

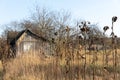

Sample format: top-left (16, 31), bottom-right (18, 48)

top-left (54, 32), bottom-right (58, 35)
top-left (103, 26), bottom-right (109, 32)
top-left (80, 27), bottom-right (85, 32)
top-left (78, 35), bottom-right (82, 39)
top-left (88, 21), bottom-right (90, 24)
top-left (114, 35), bottom-right (117, 38)
top-left (52, 38), bottom-right (54, 43)
top-left (104, 66), bottom-right (107, 69)
top-left (80, 27), bottom-right (89, 32)
top-left (63, 41), bottom-right (65, 44)
top-left (66, 70), bottom-right (69, 74)
top-left (79, 25), bottom-right (81, 28)
top-left (81, 22), bottom-right (84, 24)
top-left (112, 16), bottom-right (117, 22)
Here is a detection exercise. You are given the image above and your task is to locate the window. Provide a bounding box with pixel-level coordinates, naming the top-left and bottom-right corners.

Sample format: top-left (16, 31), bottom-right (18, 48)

top-left (23, 42), bottom-right (33, 52)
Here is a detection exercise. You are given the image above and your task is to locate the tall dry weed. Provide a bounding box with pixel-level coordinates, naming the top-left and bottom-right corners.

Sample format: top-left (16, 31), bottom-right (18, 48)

top-left (3, 52), bottom-right (56, 80)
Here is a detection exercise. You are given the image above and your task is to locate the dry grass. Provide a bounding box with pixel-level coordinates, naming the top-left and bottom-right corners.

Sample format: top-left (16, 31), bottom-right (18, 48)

top-left (3, 52), bottom-right (56, 80)
top-left (0, 61), bottom-right (3, 80)
top-left (0, 49), bottom-right (120, 80)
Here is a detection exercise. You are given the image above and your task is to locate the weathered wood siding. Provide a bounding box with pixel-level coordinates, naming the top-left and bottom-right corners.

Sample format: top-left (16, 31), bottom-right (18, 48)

top-left (16, 32), bottom-right (53, 56)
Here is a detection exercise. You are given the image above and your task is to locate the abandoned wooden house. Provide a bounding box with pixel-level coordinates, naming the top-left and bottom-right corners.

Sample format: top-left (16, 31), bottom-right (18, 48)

top-left (7, 29), bottom-right (54, 57)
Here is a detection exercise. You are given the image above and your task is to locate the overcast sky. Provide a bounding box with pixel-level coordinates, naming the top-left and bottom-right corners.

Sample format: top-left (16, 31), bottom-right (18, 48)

top-left (0, 0), bottom-right (120, 36)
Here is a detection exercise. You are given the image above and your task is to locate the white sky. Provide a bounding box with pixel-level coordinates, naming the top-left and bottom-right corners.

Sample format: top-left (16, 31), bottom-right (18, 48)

top-left (0, 0), bottom-right (120, 36)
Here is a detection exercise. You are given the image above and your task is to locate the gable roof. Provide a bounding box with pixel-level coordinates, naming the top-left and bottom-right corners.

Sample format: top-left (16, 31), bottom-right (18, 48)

top-left (10, 29), bottom-right (49, 45)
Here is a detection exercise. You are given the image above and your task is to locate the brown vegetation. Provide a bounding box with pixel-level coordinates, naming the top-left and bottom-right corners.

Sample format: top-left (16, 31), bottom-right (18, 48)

top-left (0, 7), bottom-right (120, 80)
top-left (0, 50), bottom-right (119, 80)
